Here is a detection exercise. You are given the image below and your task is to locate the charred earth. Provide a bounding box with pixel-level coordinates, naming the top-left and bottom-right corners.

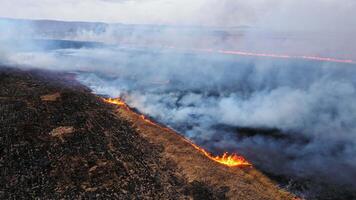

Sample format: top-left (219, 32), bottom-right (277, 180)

top-left (0, 67), bottom-right (295, 199)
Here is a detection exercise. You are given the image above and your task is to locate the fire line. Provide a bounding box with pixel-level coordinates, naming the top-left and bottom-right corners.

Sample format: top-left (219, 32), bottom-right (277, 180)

top-left (103, 97), bottom-right (251, 168)
top-left (164, 46), bottom-right (355, 64)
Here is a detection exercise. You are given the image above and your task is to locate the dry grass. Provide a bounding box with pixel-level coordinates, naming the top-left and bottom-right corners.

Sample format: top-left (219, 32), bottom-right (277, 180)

top-left (40, 92), bottom-right (61, 101)
top-left (114, 106), bottom-right (297, 200)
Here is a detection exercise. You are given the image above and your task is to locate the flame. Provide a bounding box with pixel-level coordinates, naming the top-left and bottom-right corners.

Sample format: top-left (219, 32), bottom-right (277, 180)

top-left (187, 140), bottom-right (251, 167)
top-left (104, 98), bottom-right (126, 106)
top-left (214, 152), bottom-right (251, 167)
top-left (104, 97), bottom-right (251, 168)
top-left (165, 46), bottom-right (355, 64)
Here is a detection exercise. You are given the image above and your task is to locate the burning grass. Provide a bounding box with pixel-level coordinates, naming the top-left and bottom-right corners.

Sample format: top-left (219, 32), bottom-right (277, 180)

top-left (103, 97), bottom-right (296, 200)
top-left (104, 97), bottom-right (251, 168)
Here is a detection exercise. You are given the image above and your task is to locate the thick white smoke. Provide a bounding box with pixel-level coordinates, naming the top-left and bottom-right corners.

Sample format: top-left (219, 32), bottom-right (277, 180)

top-left (75, 54), bottom-right (356, 198)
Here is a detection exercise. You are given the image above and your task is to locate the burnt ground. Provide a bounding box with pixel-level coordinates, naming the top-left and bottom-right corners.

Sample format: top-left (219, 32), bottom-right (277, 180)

top-left (0, 67), bottom-right (225, 199)
top-left (0, 67), bottom-right (295, 199)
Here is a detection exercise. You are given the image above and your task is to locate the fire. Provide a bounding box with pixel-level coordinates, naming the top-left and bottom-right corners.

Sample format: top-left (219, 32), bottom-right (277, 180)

top-left (214, 152), bottom-right (251, 167)
top-left (165, 46), bottom-right (355, 64)
top-left (104, 97), bottom-right (251, 168)
top-left (187, 140), bottom-right (251, 167)
top-left (139, 114), bottom-right (158, 126)
top-left (104, 98), bottom-right (126, 106)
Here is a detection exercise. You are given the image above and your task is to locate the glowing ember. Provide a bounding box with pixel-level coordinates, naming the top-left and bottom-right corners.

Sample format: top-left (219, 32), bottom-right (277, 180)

top-left (104, 97), bottom-right (251, 168)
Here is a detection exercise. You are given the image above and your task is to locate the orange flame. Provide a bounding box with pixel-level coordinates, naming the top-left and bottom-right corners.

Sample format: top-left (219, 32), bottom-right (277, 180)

top-left (214, 152), bottom-right (250, 167)
top-left (104, 98), bottom-right (126, 106)
top-left (188, 140), bottom-right (251, 167)
top-left (104, 97), bottom-right (251, 168)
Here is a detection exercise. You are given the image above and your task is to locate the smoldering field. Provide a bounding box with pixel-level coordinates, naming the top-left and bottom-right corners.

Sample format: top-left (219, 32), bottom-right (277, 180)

top-left (1, 20), bottom-right (356, 199)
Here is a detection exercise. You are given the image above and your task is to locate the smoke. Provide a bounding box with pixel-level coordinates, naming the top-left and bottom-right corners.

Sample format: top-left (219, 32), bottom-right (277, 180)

top-left (1, 1), bottom-right (356, 197)
top-left (75, 54), bottom-right (356, 198)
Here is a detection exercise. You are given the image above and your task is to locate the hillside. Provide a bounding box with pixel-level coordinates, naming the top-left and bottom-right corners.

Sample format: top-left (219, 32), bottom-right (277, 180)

top-left (0, 67), bottom-right (296, 199)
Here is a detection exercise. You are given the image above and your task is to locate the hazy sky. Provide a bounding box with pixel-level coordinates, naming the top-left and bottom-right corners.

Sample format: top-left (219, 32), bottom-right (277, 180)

top-left (1, 0), bottom-right (355, 30)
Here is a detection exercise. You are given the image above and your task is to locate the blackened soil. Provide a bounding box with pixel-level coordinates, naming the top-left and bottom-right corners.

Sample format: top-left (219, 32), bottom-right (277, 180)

top-left (0, 67), bottom-right (227, 200)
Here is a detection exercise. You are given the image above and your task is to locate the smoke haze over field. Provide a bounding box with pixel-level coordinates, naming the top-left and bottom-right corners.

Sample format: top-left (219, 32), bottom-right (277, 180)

top-left (1, 1), bottom-right (356, 197)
